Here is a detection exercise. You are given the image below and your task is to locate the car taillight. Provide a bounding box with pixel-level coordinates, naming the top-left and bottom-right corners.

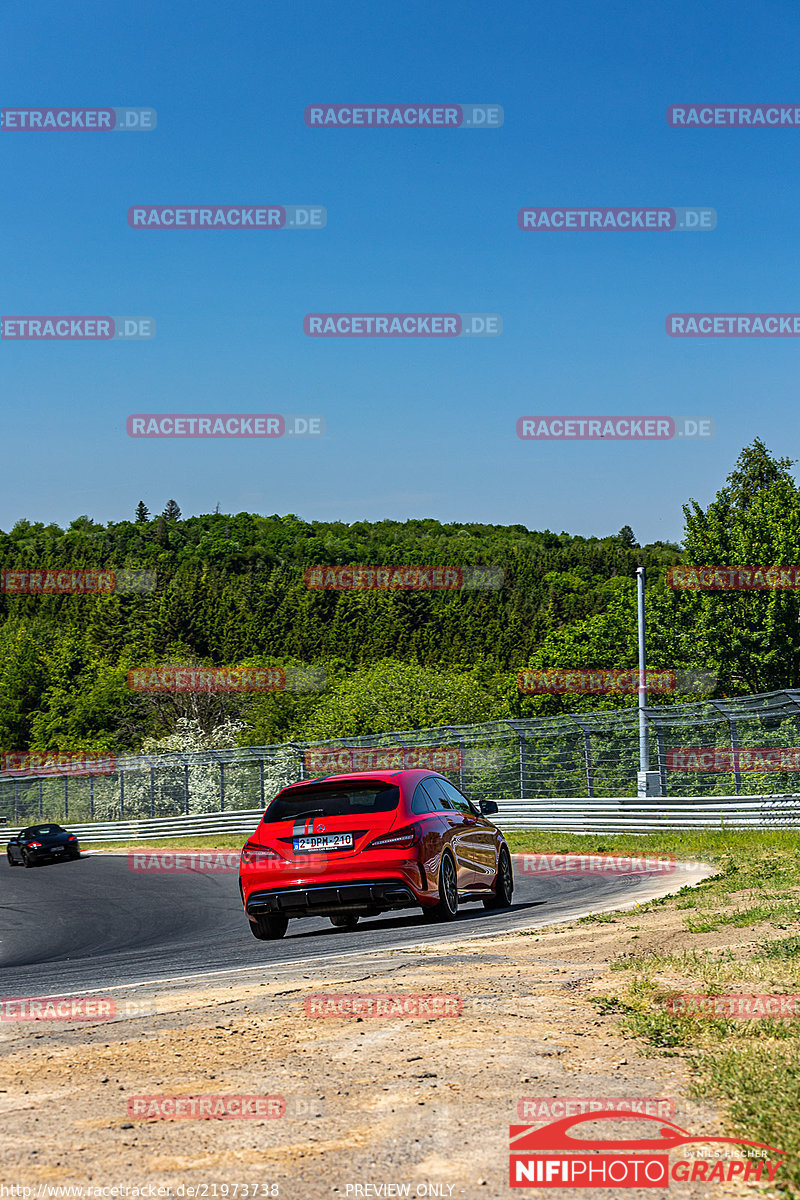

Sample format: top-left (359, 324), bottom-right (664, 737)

top-left (366, 824), bottom-right (421, 850)
top-left (27, 842), bottom-right (42, 848)
top-left (68, 835), bottom-right (77, 841)
top-left (241, 843), bottom-right (282, 865)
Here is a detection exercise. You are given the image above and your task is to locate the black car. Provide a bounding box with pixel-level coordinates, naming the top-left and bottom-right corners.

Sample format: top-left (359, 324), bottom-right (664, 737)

top-left (6, 824), bottom-right (81, 867)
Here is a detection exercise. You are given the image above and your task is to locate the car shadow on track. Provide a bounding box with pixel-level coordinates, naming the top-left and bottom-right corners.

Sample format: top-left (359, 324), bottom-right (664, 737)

top-left (285, 899), bottom-right (547, 940)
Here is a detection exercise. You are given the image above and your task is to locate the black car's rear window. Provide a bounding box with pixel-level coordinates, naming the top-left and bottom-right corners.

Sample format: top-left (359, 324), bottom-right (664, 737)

top-left (25, 825), bottom-right (64, 837)
top-left (262, 782), bottom-right (400, 823)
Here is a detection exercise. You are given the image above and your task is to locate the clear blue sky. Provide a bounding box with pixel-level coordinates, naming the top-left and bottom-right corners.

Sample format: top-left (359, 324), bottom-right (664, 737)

top-left (2, 0), bottom-right (798, 544)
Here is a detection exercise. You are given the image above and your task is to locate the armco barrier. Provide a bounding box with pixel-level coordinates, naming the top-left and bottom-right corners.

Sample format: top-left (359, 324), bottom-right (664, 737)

top-left (7, 794), bottom-right (800, 842)
top-left (494, 794), bottom-right (800, 832)
top-left (41, 809), bottom-right (266, 843)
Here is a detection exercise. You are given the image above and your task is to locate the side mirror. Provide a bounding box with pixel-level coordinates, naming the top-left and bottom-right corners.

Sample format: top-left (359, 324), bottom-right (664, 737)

top-left (481, 800), bottom-right (499, 815)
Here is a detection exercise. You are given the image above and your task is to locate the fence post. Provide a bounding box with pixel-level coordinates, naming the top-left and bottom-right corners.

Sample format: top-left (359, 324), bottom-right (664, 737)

top-left (584, 729), bottom-right (595, 798)
top-left (14, 779), bottom-right (19, 823)
top-left (150, 764), bottom-right (156, 818)
top-left (64, 775), bottom-right (68, 821)
top-left (38, 777), bottom-right (43, 819)
top-left (89, 774), bottom-right (95, 820)
top-left (653, 719), bottom-right (668, 797)
top-left (444, 728), bottom-right (467, 792)
top-left (120, 770), bottom-right (125, 820)
top-left (184, 763), bottom-right (190, 814)
top-left (729, 717), bottom-right (742, 795)
top-left (711, 700), bottom-right (742, 795)
top-left (208, 752), bottom-right (225, 811)
top-left (246, 748), bottom-right (267, 809)
top-left (572, 718), bottom-right (595, 798)
top-left (505, 721), bottom-right (529, 798)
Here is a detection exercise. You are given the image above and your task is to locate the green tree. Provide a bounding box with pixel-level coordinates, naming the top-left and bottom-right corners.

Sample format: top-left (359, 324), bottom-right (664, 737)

top-left (679, 440), bottom-right (800, 692)
top-left (135, 501), bottom-right (150, 523)
top-left (300, 660), bottom-right (505, 740)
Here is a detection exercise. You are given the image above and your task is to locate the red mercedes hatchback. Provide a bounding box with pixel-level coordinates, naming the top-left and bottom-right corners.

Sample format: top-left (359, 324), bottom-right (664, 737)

top-left (239, 769), bottom-right (514, 939)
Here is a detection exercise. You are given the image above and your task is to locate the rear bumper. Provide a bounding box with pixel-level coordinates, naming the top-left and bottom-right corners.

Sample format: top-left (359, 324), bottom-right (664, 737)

top-left (246, 879), bottom-right (419, 919)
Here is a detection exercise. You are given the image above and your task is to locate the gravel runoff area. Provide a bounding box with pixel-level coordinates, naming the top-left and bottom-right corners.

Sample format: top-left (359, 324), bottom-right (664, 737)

top-left (3, 859), bottom-right (784, 1200)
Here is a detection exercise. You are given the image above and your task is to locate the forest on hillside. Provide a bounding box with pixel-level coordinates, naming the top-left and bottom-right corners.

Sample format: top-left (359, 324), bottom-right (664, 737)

top-left (0, 440), bottom-right (798, 756)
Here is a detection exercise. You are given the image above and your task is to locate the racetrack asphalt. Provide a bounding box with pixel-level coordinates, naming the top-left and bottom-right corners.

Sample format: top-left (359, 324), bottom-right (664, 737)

top-left (0, 852), bottom-right (711, 999)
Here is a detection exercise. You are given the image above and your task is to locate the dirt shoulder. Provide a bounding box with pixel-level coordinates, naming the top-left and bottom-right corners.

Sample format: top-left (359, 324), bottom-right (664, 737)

top-left (1, 863), bottom-right (789, 1200)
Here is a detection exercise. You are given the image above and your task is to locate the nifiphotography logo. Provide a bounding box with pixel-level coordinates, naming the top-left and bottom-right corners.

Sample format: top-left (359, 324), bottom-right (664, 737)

top-left (509, 1111), bottom-right (785, 1188)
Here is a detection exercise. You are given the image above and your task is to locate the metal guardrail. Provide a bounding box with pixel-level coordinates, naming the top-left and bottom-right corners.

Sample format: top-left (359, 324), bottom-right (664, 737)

top-left (6, 794), bottom-right (799, 842)
top-left (495, 794), bottom-right (800, 832)
top-left (39, 809), bottom-right (266, 843)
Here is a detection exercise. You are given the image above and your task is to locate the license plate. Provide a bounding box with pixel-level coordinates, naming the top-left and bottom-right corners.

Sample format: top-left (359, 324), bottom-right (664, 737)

top-left (294, 833), bottom-right (354, 854)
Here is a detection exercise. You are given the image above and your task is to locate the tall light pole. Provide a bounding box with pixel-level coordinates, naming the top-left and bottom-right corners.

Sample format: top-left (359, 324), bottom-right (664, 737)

top-left (636, 566), bottom-right (650, 784)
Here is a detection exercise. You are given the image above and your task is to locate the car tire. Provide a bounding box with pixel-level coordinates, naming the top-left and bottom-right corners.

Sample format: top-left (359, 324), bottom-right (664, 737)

top-left (484, 847), bottom-right (514, 909)
top-left (23, 851), bottom-right (36, 868)
top-left (248, 913), bottom-right (289, 940)
top-left (329, 914), bottom-right (359, 929)
top-left (428, 852), bottom-right (459, 920)
top-left (7, 851), bottom-right (19, 866)
top-left (69, 851), bottom-right (80, 860)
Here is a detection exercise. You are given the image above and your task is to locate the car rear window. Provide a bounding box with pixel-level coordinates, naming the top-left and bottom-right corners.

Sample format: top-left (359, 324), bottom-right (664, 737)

top-left (262, 782), bottom-right (401, 823)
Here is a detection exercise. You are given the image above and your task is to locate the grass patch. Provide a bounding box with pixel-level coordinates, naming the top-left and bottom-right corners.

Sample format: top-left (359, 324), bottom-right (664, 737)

top-left (759, 935), bottom-right (800, 960)
top-left (511, 830), bottom-right (800, 1193)
top-left (693, 1045), bottom-right (800, 1188)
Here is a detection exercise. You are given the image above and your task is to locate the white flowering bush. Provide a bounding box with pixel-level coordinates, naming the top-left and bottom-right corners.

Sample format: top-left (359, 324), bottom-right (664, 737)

top-left (114, 719), bottom-right (302, 815)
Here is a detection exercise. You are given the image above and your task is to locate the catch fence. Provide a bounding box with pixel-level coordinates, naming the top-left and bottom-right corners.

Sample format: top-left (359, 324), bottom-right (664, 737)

top-left (5, 689), bottom-right (800, 826)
